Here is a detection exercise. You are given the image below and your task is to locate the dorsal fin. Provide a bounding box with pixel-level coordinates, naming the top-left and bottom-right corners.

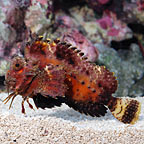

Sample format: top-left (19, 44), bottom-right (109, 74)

top-left (54, 41), bottom-right (89, 66)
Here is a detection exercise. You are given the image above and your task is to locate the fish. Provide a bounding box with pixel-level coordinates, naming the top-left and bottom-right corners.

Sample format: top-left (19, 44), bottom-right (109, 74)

top-left (4, 36), bottom-right (141, 124)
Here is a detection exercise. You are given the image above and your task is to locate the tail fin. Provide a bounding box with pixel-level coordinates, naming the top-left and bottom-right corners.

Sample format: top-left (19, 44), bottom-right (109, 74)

top-left (108, 97), bottom-right (141, 124)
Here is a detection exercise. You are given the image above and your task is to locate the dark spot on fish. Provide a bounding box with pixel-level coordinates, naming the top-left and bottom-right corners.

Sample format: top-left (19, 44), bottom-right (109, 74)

top-left (86, 70), bottom-right (89, 75)
top-left (98, 82), bottom-right (102, 87)
top-left (56, 52), bottom-right (63, 60)
top-left (68, 58), bottom-right (75, 65)
top-left (92, 89), bottom-right (96, 93)
top-left (73, 75), bottom-right (76, 79)
top-left (81, 81), bottom-right (85, 85)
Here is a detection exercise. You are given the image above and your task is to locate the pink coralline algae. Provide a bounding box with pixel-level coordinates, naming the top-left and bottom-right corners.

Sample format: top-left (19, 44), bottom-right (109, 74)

top-left (0, 0), bottom-right (30, 58)
top-left (61, 29), bottom-right (99, 62)
top-left (97, 0), bottom-right (110, 5)
top-left (96, 14), bottom-right (132, 42)
top-left (137, 0), bottom-right (144, 11)
top-left (97, 16), bottom-right (112, 30)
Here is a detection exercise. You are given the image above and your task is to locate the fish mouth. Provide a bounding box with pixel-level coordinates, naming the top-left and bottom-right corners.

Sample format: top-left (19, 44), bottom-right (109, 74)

top-left (3, 74), bottom-right (38, 110)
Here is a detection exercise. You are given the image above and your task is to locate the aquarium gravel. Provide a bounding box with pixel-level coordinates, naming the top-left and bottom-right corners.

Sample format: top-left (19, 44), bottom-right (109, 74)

top-left (0, 93), bottom-right (144, 144)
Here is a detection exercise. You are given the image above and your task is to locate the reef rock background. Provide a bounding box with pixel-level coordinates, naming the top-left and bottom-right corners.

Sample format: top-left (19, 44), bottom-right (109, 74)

top-left (0, 0), bottom-right (144, 97)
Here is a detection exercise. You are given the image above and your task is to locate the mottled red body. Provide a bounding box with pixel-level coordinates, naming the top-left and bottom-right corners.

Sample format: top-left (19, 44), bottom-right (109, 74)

top-left (4, 36), bottom-right (141, 124)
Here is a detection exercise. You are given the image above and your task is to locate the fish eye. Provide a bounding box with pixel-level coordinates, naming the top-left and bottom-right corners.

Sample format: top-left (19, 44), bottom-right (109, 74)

top-left (13, 62), bottom-right (23, 71)
top-left (15, 63), bottom-right (20, 67)
top-left (12, 56), bottom-right (25, 71)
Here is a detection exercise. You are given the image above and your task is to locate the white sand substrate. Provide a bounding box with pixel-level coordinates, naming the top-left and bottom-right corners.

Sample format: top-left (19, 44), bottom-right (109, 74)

top-left (0, 93), bottom-right (144, 144)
